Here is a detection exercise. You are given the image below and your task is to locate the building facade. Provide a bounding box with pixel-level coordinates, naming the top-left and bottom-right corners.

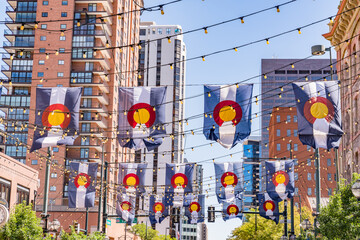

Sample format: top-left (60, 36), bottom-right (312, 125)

top-left (137, 21), bottom-right (186, 235)
top-left (261, 59), bottom-right (337, 160)
top-left (268, 107), bottom-right (337, 210)
top-left (2, 0), bottom-right (142, 237)
top-left (323, 0), bottom-right (360, 182)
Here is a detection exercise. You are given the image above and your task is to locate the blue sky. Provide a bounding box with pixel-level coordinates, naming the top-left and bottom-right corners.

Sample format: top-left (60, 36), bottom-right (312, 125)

top-left (140, 0), bottom-right (340, 239)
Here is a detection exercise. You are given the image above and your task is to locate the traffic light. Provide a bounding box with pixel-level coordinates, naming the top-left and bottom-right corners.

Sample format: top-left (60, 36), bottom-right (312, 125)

top-left (208, 206), bottom-right (215, 223)
top-left (74, 221), bottom-right (80, 234)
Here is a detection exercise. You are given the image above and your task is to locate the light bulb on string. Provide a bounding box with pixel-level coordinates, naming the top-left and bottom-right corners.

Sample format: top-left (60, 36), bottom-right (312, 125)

top-left (298, 28), bottom-right (301, 34)
top-left (276, 6), bottom-right (280, 12)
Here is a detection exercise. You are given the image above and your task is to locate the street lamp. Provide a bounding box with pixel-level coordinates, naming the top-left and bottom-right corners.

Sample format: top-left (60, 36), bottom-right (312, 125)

top-left (351, 179), bottom-right (360, 199)
top-left (300, 219), bottom-right (312, 231)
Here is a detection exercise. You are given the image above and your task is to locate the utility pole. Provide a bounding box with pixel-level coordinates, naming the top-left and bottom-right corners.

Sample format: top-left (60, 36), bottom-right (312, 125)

top-left (41, 147), bottom-right (52, 234)
top-left (284, 200), bottom-right (288, 238)
top-left (85, 207), bottom-right (89, 235)
top-left (97, 141), bottom-right (105, 231)
top-left (314, 148), bottom-right (321, 238)
top-left (289, 141), bottom-right (295, 238)
top-left (102, 161), bottom-right (108, 233)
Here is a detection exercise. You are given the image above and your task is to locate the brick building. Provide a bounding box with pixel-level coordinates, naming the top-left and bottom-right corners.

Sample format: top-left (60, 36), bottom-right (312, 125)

top-left (2, 0), bottom-right (142, 237)
top-left (323, 0), bottom-right (360, 182)
top-left (268, 107), bottom-right (337, 210)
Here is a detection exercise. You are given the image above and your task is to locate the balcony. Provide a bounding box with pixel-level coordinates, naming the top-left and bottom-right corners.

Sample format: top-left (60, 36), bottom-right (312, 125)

top-left (80, 115), bottom-right (108, 128)
top-left (67, 143), bottom-right (102, 152)
top-left (4, 29), bottom-right (35, 42)
top-left (72, 56), bottom-right (111, 71)
top-left (79, 128), bottom-right (105, 138)
top-left (82, 93), bottom-right (109, 105)
top-left (3, 40), bottom-right (34, 51)
top-left (80, 103), bottom-right (108, 117)
top-left (75, 0), bottom-right (113, 13)
top-left (95, 19), bottom-right (112, 36)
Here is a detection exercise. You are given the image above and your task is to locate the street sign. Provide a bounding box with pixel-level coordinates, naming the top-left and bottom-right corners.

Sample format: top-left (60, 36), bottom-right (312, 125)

top-left (116, 217), bottom-right (137, 223)
top-left (106, 219), bottom-right (111, 226)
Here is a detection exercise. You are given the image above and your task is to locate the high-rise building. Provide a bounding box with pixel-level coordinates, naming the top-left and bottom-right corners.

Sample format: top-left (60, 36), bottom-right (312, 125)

top-left (136, 22), bottom-right (186, 235)
top-left (323, 1), bottom-right (360, 182)
top-left (242, 136), bottom-right (261, 209)
top-left (261, 59), bottom-right (337, 159)
top-left (2, 0), bottom-right (142, 236)
top-left (268, 107), bottom-right (336, 210)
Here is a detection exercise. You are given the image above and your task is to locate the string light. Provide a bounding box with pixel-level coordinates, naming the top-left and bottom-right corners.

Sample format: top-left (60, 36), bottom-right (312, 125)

top-left (298, 28), bottom-right (301, 34)
top-left (170, 64), bottom-right (173, 69)
top-left (46, 53), bottom-right (50, 60)
top-left (276, 6), bottom-right (280, 12)
top-left (34, 22), bottom-right (38, 29)
top-left (160, 5), bottom-right (164, 15)
top-left (106, 40), bottom-right (110, 48)
top-left (55, 50), bottom-right (59, 56)
top-left (20, 23), bottom-right (24, 31)
top-left (291, 64), bottom-right (295, 68)
top-left (234, 47), bottom-right (238, 52)
top-left (61, 31), bottom-right (65, 37)
top-left (204, 28), bottom-right (208, 34)
top-left (167, 37), bottom-right (171, 43)
top-left (83, 52), bottom-right (87, 58)
top-left (263, 74), bottom-right (267, 79)
top-left (240, 17), bottom-right (244, 24)
top-left (266, 39), bottom-right (269, 45)
top-left (202, 56), bottom-right (205, 61)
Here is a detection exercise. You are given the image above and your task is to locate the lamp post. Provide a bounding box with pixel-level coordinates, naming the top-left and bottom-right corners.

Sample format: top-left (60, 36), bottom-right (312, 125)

top-left (300, 218), bottom-right (312, 238)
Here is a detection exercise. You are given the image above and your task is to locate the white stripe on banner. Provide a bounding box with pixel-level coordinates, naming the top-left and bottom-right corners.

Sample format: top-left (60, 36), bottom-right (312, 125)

top-left (76, 163), bottom-right (89, 208)
top-left (274, 161), bottom-right (287, 200)
top-left (219, 86), bottom-right (237, 148)
top-left (223, 163), bottom-right (235, 202)
top-left (173, 165), bottom-right (185, 207)
top-left (308, 82), bottom-right (329, 148)
top-left (42, 88), bottom-right (66, 148)
top-left (132, 88), bottom-right (151, 148)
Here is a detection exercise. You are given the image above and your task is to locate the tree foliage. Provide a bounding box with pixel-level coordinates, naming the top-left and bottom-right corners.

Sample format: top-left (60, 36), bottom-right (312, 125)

top-left (58, 226), bottom-right (106, 240)
top-left (317, 173), bottom-right (360, 239)
top-left (0, 203), bottom-right (43, 240)
top-left (130, 224), bottom-right (176, 240)
top-left (228, 202), bottom-right (314, 240)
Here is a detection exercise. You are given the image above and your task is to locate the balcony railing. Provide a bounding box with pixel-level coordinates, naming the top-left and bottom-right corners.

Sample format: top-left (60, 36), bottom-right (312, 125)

top-left (3, 40), bottom-right (34, 47)
top-left (4, 29), bottom-right (35, 35)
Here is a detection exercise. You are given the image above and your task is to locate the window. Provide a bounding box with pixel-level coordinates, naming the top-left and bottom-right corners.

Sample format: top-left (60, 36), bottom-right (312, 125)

top-left (41, 24), bottom-right (47, 29)
top-left (80, 148), bottom-right (89, 158)
top-left (81, 137), bottom-right (90, 145)
top-left (327, 158), bottom-right (331, 166)
top-left (37, 84), bottom-right (43, 87)
top-left (42, 12), bottom-right (48, 17)
top-left (294, 129), bottom-right (298, 137)
top-left (277, 144), bottom-right (281, 151)
top-left (284, 129), bottom-right (290, 137)
top-left (83, 87), bottom-right (92, 95)
top-left (294, 158), bottom-right (298, 165)
top-left (294, 144), bottom-right (298, 151)
top-left (43, 1), bottom-right (48, 5)
top-left (158, 28), bottom-right (163, 34)
top-left (307, 159), bottom-right (311, 166)
top-left (294, 115), bottom-right (297, 122)
top-left (88, 3), bottom-right (97, 11)
top-left (61, 12), bottom-right (67, 17)
top-left (307, 173), bottom-right (311, 180)
top-left (60, 24), bottom-right (67, 29)
top-left (50, 186), bottom-right (56, 191)
top-left (57, 72), bottom-right (64, 77)
top-left (57, 84), bottom-right (63, 87)
top-left (51, 173), bottom-right (57, 178)
top-left (31, 159), bottom-right (38, 165)
top-left (17, 185), bottom-right (29, 205)
top-left (60, 36), bottom-right (66, 41)
top-left (334, 173), bottom-right (337, 182)
top-left (328, 188), bottom-right (332, 196)
top-left (62, 0), bottom-right (68, 5)
top-left (287, 115), bottom-right (291, 122)
top-left (276, 115), bottom-right (280, 123)
top-left (308, 188), bottom-right (312, 196)
top-left (39, 48), bottom-right (46, 53)
top-left (294, 173), bottom-right (298, 180)
top-left (287, 144), bottom-right (291, 151)
top-left (166, 28), bottom-right (171, 34)
top-left (276, 129), bottom-right (281, 136)
top-left (327, 173), bottom-right (332, 181)
top-left (295, 187), bottom-right (298, 195)
top-left (81, 123), bottom-right (91, 132)
top-left (0, 178), bottom-right (11, 204)
top-left (37, 72), bottom-right (44, 77)
top-left (38, 60), bottom-right (45, 65)
top-left (53, 147), bottom-right (59, 152)
top-left (59, 48), bottom-right (65, 53)
top-left (40, 36), bottom-right (46, 41)
top-left (58, 60), bottom-right (64, 65)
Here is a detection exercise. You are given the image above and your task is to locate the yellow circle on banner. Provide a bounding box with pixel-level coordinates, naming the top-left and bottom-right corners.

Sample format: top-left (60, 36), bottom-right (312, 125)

top-left (229, 206), bottom-right (237, 214)
top-left (190, 204), bottom-right (199, 212)
top-left (134, 108), bottom-right (150, 124)
top-left (48, 110), bottom-right (65, 126)
top-left (122, 203), bottom-right (130, 211)
top-left (174, 176), bottom-right (185, 186)
top-left (126, 177), bottom-right (137, 186)
top-left (77, 175), bottom-right (87, 186)
top-left (275, 174), bottom-right (286, 184)
top-left (265, 202), bottom-right (273, 210)
top-left (224, 175), bottom-right (235, 185)
top-left (154, 204), bottom-right (163, 212)
top-left (219, 106), bottom-right (236, 122)
top-left (310, 102), bottom-right (328, 119)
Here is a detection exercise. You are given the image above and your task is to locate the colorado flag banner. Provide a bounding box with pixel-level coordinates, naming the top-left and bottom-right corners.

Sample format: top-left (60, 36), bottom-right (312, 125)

top-left (149, 195), bottom-right (169, 225)
top-left (292, 81), bottom-right (343, 149)
top-left (116, 193), bottom-right (136, 224)
top-left (214, 162), bottom-right (244, 203)
top-left (265, 160), bottom-right (295, 201)
top-left (68, 162), bottom-right (98, 208)
top-left (258, 193), bottom-right (279, 224)
top-left (165, 163), bottom-right (194, 207)
top-left (184, 194), bottom-right (205, 224)
top-left (119, 163), bottom-right (147, 195)
top-left (222, 197), bottom-right (243, 221)
top-left (203, 84), bottom-right (253, 149)
top-left (30, 87), bottom-right (82, 152)
top-left (117, 87), bottom-right (167, 151)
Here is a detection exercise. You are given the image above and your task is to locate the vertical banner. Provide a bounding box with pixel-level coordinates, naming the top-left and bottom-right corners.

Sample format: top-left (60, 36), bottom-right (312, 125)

top-left (184, 194), bottom-right (205, 224)
top-left (222, 197), bottom-right (243, 221)
top-left (149, 195), bottom-right (169, 224)
top-left (203, 84), bottom-right (253, 148)
top-left (265, 160), bottom-right (295, 201)
top-left (31, 87), bottom-right (82, 152)
top-left (68, 162), bottom-right (98, 208)
top-left (214, 162), bottom-right (244, 203)
top-left (116, 193), bottom-right (136, 224)
top-left (292, 81), bottom-right (343, 149)
top-left (258, 192), bottom-right (280, 224)
top-left (118, 163), bottom-right (148, 195)
top-left (117, 87), bottom-right (167, 151)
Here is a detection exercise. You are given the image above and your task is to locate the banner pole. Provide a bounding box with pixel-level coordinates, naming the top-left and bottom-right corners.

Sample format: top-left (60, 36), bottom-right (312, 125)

top-left (42, 146), bottom-right (52, 234)
top-left (314, 148), bottom-right (321, 238)
top-left (97, 141), bottom-right (105, 231)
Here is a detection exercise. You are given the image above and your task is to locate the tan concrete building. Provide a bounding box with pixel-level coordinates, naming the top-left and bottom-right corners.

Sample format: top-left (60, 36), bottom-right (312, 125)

top-left (268, 107), bottom-right (337, 210)
top-left (323, 0), bottom-right (360, 182)
top-left (0, 152), bottom-right (38, 209)
top-left (2, 0), bottom-right (142, 237)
